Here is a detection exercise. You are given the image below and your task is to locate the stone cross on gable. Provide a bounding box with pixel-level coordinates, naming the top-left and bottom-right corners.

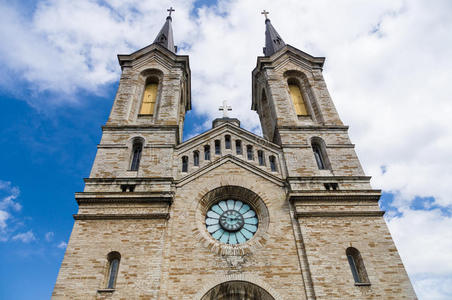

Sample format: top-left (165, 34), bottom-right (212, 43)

top-left (261, 10), bottom-right (269, 19)
top-left (219, 100), bottom-right (232, 118)
top-left (167, 7), bottom-right (175, 16)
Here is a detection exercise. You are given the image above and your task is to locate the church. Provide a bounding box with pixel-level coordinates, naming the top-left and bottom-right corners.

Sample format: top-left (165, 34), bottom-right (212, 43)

top-left (52, 9), bottom-right (417, 299)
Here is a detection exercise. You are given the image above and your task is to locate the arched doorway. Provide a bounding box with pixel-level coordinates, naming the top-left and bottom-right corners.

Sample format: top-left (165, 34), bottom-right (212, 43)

top-left (201, 281), bottom-right (275, 300)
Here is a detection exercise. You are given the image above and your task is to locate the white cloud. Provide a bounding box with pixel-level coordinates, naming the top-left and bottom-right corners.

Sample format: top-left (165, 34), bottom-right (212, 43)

top-left (0, 180), bottom-right (22, 241)
top-left (387, 208), bottom-right (452, 299)
top-left (45, 231), bottom-right (55, 242)
top-left (12, 230), bottom-right (36, 243)
top-left (57, 241), bottom-right (67, 249)
top-left (1, 0), bottom-right (452, 297)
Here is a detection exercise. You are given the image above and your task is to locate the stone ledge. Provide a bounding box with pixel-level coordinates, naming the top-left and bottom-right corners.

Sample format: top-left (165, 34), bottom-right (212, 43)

top-left (354, 282), bottom-right (371, 287)
top-left (287, 176), bottom-right (373, 181)
top-left (84, 177), bottom-right (174, 183)
top-left (73, 213), bottom-right (169, 220)
top-left (75, 192), bottom-right (174, 204)
top-left (295, 211), bottom-right (384, 218)
top-left (288, 189), bottom-right (381, 202)
top-left (97, 289), bottom-right (115, 293)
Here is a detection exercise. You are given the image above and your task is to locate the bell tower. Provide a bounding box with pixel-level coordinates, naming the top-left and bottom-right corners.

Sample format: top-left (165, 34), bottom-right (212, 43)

top-left (252, 12), bottom-right (416, 299)
top-left (106, 8), bottom-right (190, 144)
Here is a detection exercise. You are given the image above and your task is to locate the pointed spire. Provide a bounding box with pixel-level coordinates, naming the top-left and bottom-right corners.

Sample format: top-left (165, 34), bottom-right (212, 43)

top-left (153, 7), bottom-right (177, 53)
top-left (261, 10), bottom-right (286, 56)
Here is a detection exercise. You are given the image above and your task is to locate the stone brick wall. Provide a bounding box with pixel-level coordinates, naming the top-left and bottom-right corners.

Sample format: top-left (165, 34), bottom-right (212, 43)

top-left (53, 43), bottom-right (416, 299)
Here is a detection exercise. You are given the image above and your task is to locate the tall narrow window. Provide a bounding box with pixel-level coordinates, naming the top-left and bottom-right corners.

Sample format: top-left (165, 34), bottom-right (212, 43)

top-left (236, 140), bottom-right (242, 155)
top-left (182, 156), bottom-right (188, 172)
top-left (139, 78), bottom-right (158, 115)
top-left (258, 150), bottom-right (265, 166)
top-left (269, 155), bottom-right (277, 172)
top-left (204, 145), bottom-right (211, 160)
top-left (130, 139), bottom-right (143, 171)
top-left (346, 247), bottom-right (370, 284)
top-left (106, 252), bottom-right (121, 289)
top-left (288, 79), bottom-right (308, 116)
top-left (247, 145), bottom-right (253, 160)
top-left (215, 140), bottom-right (221, 155)
top-left (225, 135), bottom-right (231, 149)
top-left (193, 151), bottom-right (199, 166)
top-left (312, 141), bottom-right (326, 170)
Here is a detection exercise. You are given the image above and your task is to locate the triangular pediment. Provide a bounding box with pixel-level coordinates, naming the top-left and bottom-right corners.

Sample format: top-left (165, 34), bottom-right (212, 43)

top-left (177, 122), bottom-right (280, 153)
top-left (253, 45), bottom-right (325, 74)
top-left (176, 154), bottom-right (284, 188)
top-left (117, 43), bottom-right (189, 71)
top-left (175, 122), bottom-right (284, 187)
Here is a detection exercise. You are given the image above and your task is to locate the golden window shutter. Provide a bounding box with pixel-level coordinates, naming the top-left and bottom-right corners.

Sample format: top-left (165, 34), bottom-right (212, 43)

top-left (140, 83), bottom-right (158, 115)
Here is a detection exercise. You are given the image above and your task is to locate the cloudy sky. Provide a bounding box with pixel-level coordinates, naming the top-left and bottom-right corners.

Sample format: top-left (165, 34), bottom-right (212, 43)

top-left (0, 0), bottom-right (451, 299)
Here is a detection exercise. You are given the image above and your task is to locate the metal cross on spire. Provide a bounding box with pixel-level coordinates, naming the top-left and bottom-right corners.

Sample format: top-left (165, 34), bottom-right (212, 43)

top-left (261, 10), bottom-right (269, 20)
top-left (219, 100), bottom-right (232, 118)
top-left (167, 6), bottom-right (175, 17)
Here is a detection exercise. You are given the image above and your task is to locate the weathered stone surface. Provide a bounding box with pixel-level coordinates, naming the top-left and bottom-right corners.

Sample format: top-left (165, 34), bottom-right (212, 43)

top-left (53, 41), bottom-right (416, 299)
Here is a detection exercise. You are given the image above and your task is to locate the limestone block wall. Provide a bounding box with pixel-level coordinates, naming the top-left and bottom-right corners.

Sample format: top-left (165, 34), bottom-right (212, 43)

top-left (107, 51), bottom-right (188, 128)
top-left (159, 162), bottom-right (307, 299)
top-left (52, 219), bottom-right (168, 299)
top-left (296, 216), bottom-right (416, 299)
top-left (253, 52), bottom-right (344, 132)
top-left (89, 130), bottom-right (177, 179)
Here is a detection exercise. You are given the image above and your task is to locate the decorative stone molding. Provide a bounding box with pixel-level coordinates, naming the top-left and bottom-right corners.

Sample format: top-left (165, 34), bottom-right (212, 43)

top-left (192, 185), bottom-right (270, 256)
top-left (194, 274), bottom-right (284, 300)
top-left (73, 213), bottom-right (169, 220)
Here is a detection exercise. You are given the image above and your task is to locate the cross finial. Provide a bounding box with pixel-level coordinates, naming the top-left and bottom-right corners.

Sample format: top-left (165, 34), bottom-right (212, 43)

top-left (167, 6), bottom-right (175, 17)
top-left (261, 10), bottom-right (269, 20)
top-left (219, 100), bottom-right (232, 118)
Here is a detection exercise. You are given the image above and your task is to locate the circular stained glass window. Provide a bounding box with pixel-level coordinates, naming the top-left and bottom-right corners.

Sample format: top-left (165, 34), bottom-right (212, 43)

top-left (205, 199), bottom-right (258, 244)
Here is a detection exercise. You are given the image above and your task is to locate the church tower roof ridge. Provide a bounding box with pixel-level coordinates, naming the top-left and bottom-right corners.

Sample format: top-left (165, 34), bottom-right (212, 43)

top-left (153, 8), bottom-right (177, 53)
top-left (262, 11), bottom-right (286, 56)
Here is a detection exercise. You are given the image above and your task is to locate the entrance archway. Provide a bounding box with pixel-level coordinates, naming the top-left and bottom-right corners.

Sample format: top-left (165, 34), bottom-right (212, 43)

top-left (201, 280), bottom-right (275, 300)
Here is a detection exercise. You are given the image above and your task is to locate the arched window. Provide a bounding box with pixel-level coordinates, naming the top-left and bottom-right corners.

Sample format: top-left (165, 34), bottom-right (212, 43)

top-left (269, 155), bottom-right (277, 172)
top-left (247, 145), bottom-right (253, 160)
top-left (182, 156), bottom-right (188, 172)
top-left (288, 79), bottom-right (308, 116)
top-left (130, 139), bottom-right (143, 171)
top-left (311, 138), bottom-right (329, 170)
top-left (139, 77), bottom-right (159, 115)
top-left (236, 140), bottom-right (242, 155)
top-left (193, 151), bottom-right (199, 166)
top-left (258, 150), bottom-right (265, 166)
top-left (346, 247), bottom-right (370, 284)
top-left (106, 252), bottom-right (121, 289)
top-left (204, 145), bottom-right (211, 160)
top-left (225, 135), bottom-right (231, 149)
top-left (215, 140), bottom-right (221, 155)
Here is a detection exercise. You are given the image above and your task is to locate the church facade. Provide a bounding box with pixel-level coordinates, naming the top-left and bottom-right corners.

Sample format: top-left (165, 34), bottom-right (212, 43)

top-left (53, 11), bottom-right (417, 300)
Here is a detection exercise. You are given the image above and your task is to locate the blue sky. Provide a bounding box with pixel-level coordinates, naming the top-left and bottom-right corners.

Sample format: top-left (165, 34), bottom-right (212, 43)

top-left (1, 0), bottom-right (452, 299)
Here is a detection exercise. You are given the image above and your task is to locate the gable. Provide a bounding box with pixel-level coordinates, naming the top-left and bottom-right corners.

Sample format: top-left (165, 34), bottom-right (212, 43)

top-left (174, 123), bottom-right (284, 186)
top-left (176, 156), bottom-right (285, 188)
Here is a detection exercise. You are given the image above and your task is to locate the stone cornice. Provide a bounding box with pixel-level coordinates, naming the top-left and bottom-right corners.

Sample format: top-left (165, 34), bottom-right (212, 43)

top-left (75, 192), bottom-right (174, 204)
top-left (288, 190), bottom-right (381, 202)
top-left (73, 213), bottom-right (169, 220)
top-left (295, 211), bottom-right (385, 218)
top-left (277, 125), bottom-right (349, 131)
top-left (84, 177), bottom-right (174, 183)
top-left (287, 176), bottom-right (373, 181)
top-left (101, 125), bottom-right (179, 131)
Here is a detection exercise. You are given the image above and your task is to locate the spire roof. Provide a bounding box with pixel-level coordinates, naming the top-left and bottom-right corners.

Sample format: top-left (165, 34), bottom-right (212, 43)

top-left (153, 11), bottom-right (176, 53)
top-left (263, 17), bottom-right (286, 56)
